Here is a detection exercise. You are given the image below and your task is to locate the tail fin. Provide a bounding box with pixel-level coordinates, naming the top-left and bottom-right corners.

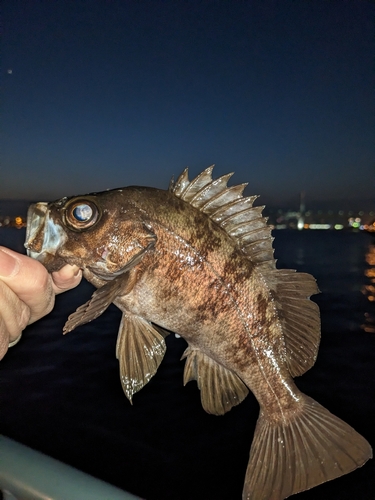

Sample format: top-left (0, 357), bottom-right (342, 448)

top-left (243, 395), bottom-right (372, 500)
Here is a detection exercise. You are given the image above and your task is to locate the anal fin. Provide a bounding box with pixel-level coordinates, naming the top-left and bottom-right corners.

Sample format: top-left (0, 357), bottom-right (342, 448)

top-left (182, 346), bottom-right (248, 415)
top-left (116, 314), bottom-right (167, 403)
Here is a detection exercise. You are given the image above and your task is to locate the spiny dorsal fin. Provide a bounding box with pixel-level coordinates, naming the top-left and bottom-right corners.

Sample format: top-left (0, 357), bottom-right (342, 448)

top-left (170, 166), bottom-right (275, 268)
top-left (181, 345), bottom-right (249, 415)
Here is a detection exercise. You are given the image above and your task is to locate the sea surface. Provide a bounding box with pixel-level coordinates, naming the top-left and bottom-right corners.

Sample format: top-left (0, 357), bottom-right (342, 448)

top-left (1, 228), bottom-right (374, 500)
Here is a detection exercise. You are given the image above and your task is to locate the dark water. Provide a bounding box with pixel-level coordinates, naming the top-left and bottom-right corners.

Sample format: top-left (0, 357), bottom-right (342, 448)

top-left (1, 228), bottom-right (374, 500)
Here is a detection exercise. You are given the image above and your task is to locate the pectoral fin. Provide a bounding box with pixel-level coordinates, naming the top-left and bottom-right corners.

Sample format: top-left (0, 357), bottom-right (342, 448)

top-left (182, 346), bottom-right (248, 415)
top-left (116, 314), bottom-right (167, 403)
top-left (63, 234), bottom-right (155, 334)
top-left (63, 268), bottom-right (138, 334)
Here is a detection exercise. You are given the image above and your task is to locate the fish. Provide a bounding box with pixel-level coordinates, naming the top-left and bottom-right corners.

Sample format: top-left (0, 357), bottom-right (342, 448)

top-left (25, 166), bottom-right (372, 500)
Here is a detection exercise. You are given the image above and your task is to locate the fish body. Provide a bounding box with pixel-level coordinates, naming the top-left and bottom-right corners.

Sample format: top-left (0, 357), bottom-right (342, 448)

top-left (25, 167), bottom-right (372, 499)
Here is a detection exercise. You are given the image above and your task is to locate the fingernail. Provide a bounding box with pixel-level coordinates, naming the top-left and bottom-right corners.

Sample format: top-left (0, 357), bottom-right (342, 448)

top-left (0, 247), bottom-right (20, 278)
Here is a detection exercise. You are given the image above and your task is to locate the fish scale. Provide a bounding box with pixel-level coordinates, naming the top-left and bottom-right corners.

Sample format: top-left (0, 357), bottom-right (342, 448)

top-left (25, 166), bottom-right (372, 500)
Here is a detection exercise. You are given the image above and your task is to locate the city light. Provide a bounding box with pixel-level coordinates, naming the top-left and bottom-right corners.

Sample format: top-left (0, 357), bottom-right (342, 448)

top-left (309, 224), bottom-right (331, 230)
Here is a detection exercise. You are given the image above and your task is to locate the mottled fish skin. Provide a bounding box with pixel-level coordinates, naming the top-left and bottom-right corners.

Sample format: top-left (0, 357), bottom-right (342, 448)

top-left (25, 167), bottom-right (372, 500)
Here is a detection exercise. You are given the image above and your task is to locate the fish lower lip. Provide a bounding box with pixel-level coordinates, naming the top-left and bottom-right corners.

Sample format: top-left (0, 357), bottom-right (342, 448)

top-left (25, 203), bottom-right (68, 258)
top-left (27, 250), bottom-right (47, 261)
top-left (25, 203), bottom-right (49, 255)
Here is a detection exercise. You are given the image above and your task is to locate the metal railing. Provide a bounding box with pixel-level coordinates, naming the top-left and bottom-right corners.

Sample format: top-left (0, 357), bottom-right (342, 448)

top-left (0, 435), bottom-right (140, 500)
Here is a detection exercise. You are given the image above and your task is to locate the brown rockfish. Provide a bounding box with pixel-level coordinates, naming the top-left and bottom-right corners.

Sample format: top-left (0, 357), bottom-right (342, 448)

top-left (25, 166), bottom-right (371, 499)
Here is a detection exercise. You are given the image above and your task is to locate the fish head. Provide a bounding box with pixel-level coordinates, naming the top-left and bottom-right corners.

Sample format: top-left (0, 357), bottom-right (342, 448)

top-left (25, 190), bottom-right (154, 278)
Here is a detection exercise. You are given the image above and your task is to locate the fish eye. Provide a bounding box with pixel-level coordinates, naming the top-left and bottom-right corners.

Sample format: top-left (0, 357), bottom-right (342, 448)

top-left (64, 199), bottom-right (100, 230)
top-left (73, 204), bottom-right (93, 222)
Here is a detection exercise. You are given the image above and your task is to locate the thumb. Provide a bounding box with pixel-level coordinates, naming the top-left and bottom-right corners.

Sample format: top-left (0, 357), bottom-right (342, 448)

top-left (52, 265), bottom-right (82, 294)
top-left (0, 247), bottom-right (54, 323)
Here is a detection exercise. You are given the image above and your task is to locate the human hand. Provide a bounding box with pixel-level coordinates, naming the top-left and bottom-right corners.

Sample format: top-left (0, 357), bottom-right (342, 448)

top-left (0, 246), bottom-right (82, 360)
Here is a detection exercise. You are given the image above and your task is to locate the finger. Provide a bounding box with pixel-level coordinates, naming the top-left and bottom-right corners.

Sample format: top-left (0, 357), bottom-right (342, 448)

top-left (0, 247), bottom-right (55, 323)
top-left (0, 317), bottom-right (9, 360)
top-left (0, 279), bottom-right (30, 345)
top-left (52, 265), bottom-right (82, 294)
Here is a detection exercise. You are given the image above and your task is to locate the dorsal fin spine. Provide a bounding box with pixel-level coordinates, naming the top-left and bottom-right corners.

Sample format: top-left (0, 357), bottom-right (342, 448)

top-left (200, 184), bottom-right (245, 214)
top-left (220, 206), bottom-right (265, 229)
top-left (190, 173), bottom-right (234, 208)
top-left (210, 195), bottom-right (257, 221)
top-left (181, 165), bottom-right (215, 201)
top-left (172, 167), bottom-right (190, 197)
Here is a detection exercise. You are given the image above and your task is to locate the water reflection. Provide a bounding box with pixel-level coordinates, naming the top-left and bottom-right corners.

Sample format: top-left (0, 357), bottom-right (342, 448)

top-left (362, 241), bottom-right (375, 333)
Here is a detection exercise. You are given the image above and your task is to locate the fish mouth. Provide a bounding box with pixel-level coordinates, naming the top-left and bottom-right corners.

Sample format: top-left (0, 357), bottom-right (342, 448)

top-left (25, 202), bottom-right (68, 266)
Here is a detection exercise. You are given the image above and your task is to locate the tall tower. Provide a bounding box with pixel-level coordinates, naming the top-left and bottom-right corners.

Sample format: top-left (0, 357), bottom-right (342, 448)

top-left (297, 191), bottom-right (305, 230)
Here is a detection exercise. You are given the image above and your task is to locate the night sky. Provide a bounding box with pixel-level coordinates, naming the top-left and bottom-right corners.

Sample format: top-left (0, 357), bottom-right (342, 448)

top-left (1, 1), bottom-right (374, 208)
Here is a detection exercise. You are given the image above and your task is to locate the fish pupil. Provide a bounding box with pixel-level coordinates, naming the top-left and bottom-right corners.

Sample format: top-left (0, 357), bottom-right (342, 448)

top-left (73, 204), bottom-right (93, 222)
